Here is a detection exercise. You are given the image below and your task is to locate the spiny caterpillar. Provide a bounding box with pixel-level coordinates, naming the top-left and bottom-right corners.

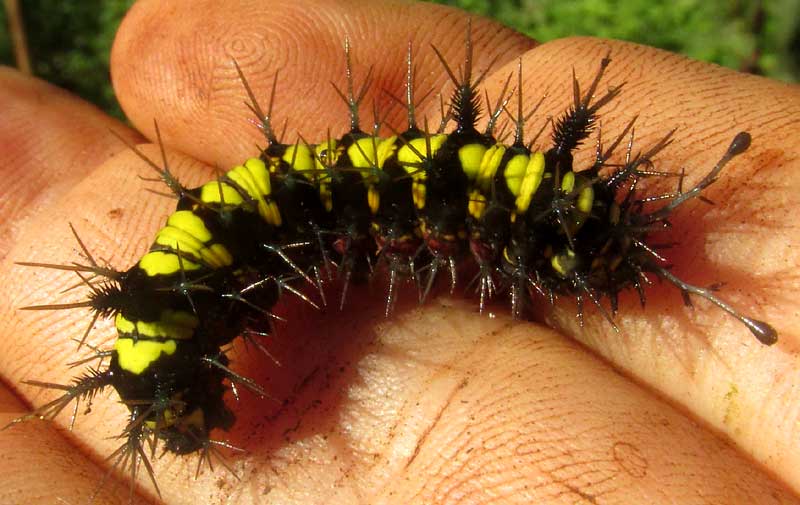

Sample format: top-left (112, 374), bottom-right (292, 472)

top-left (5, 27), bottom-right (777, 501)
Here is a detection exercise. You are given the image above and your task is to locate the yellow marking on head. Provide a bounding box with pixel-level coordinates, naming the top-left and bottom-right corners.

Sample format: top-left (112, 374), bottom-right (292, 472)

top-left (139, 251), bottom-right (201, 276)
top-left (282, 144), bottom-right (314, 173)
top-left (458, 143), bottom-right (487, 181)
top-left (512, 152), bottom-right (545, 213)
top-left (200, 181), bottom-right (244, 206)
top-left (144, 395), bottom-right (183, 429)
top-left (115, 310), bottom-right (199, 340)
top-left (551, 249), bottom-right (578, 277)
top-left (265, 155), bottom-right (281, 174)
top-left (468, 189), bottom-right (487, 219)
top-left (114, 338), bottom-right (177, 375)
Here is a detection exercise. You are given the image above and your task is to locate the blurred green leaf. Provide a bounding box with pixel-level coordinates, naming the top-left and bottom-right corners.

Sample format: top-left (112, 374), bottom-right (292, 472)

top-left (430, 0), bottom-right (799, 82)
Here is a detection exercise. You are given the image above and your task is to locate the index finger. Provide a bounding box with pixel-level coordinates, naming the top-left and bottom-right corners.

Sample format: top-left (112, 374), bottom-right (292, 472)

top-left (111, 0), bottom-right (536, 167)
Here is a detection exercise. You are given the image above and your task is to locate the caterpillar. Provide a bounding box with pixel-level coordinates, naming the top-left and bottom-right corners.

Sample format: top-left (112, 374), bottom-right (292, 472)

top-left (5, 25), bottom-right (778, 503)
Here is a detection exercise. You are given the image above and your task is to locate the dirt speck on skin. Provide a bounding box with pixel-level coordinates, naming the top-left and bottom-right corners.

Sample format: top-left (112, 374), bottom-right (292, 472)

top-left (723, 383), bottom-right (740, 427)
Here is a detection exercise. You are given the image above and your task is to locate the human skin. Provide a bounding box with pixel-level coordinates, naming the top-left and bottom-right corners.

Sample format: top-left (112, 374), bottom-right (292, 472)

top-left (0, 0), bottom-right (799, 504)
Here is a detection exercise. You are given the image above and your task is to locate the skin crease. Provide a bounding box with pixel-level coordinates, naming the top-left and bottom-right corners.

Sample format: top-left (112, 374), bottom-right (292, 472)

top-left (0, 0), bottom-right (798, 503)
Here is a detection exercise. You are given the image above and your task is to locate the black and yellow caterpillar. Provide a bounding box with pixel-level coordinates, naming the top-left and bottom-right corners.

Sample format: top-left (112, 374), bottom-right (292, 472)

top-left (6, 29), bottom-right (777, 498)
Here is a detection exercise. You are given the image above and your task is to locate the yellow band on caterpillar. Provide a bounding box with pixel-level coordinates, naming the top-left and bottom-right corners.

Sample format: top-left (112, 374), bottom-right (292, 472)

top-left (154, 211), bottom-right (233, 268)
top-left (139, 250), bottom-right (202, 276)
top-left (114, 338), bottom-right (177, 375)
top-left (282, 144), bottom-right (314, 173)
top-left (398, 134), bottom-right (447, 167)
top-left (509, 151), bottom-right (545, 213)
top-left (347, 136), bottom-right (398, 170)
top-left (115, 310), bottom-right (199, 340)
top-left (200, 159), bottom-right (282, 226)
top-left (476, 144), bottom-right (506, 192)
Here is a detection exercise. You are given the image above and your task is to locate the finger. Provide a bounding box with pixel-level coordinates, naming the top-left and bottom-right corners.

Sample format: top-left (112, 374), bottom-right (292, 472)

top-left (0, 71), bottom-right (206, 403)
top-left (477, 36), bottom-right (800, 490)
top-left (18, 299), bottom-right (793, 504)
top-left (0, 66), bottom-right (151, 505)
top-left (0, 144), bottom-right (216, 503)
top-left (0, 145), bottom-right (214, 385)
top-left (359, 303), bottom-right (797, 505)
top-left (0, 382), bottom-right (151, 505)
top-left (0, 67), bottom-right (142, 260)
top-left (111, 0), bottom-right (535, 167)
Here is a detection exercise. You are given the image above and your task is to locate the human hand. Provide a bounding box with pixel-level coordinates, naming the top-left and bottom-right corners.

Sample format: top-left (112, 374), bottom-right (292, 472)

top-left (0, 1), bottom-right (798, 504)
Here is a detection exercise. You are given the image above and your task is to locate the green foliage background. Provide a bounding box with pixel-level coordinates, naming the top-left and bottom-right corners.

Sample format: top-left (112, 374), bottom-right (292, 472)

top-left (434, 0), bottom-right (800, 82)
top-left (0, 0), bottom-right (797, 120)
top-left (0, 0), bottom-right (135, 117)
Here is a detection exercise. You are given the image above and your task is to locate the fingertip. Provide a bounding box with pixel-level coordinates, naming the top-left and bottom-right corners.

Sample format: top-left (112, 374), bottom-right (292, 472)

top-left (111, 0), bottom-right (535, 166)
